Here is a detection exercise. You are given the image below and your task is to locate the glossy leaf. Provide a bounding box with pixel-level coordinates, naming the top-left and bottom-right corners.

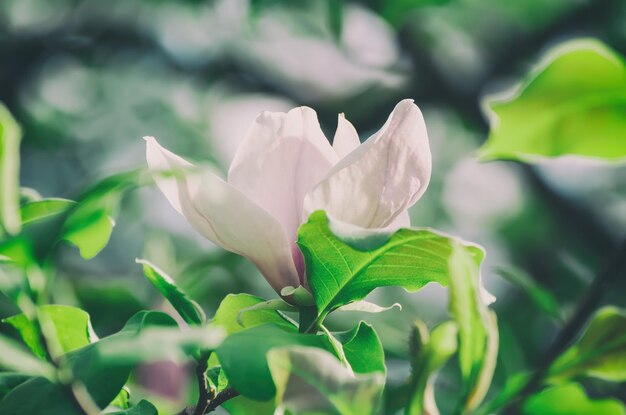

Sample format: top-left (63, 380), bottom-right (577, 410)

top-left (448, 242), bottom-right (498, 411)
top-left (297, 211), bottom-right (484, 322)
top-left (480, 39), bottom-right (626, 162)
top-left (523, 383), bottom-right (626, 415)
top-left (268, 346), bottom-right (384, 415)
top-left (136, 258), bottom-right (206, 325)
top-left (0, 103), bottom-right (21, 236)
top-left (549, 306), bottom-right (626, 382)
top-left (216, 324), bottom-right (336, 400)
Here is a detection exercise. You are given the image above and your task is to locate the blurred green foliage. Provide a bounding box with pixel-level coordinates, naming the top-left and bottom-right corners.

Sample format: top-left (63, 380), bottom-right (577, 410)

top-left (0, 0), bottom-right (625, 414)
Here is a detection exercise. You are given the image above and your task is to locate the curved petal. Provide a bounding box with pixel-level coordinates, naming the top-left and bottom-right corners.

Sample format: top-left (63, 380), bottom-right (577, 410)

top-left (146, 137), bottom-right (300, 292)
top-left (332, 114), bottom-right (360, 159)
top-left (303, 99), bottom-right (431, 228)
top-left (228, 107), bottom-right (338, 242)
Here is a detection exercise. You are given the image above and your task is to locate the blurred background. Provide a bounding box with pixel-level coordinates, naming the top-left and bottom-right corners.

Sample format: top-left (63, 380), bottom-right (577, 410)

top-left (1, 0), bottom-right (625, 412)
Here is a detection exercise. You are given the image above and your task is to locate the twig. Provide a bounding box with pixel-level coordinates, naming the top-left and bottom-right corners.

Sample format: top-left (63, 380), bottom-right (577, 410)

top-left (502, 239), bottom-right (626, 414)
top-left (192, 358), bottom-right (211, 415)
top-left (205, 388), bottom-right (240, 413)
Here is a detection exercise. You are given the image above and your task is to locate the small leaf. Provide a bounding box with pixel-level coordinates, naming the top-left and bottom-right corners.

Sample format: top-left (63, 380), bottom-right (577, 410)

top-left (268, 346), bottom-right (384, 415)
top-left (0, 103), bottom-right (22, 236)
top-left (406, 320), bottom-right (458, 415)
top-left (448, 242), bottom-right (498, 411)
top-left (334, 321), bottom-right (385, 375)
top-left (335, 300), bottom-right (401, 314)
top-left (297, 211), bottom-right (484, 322)
top-left (136, 258), bottom-right (206, 325)
top-left (549, 306), bottom-right (626, 382)
top-left (3, 305), bottom-right (96, 359)
top-left (19, 198), bottom-right (75, 225)
top-left (480, 39), bottom-right (626, 162)
top-left (212, 293), bottom-right (297, 335)
top-left (523, 383), bottom-right (626, 415)
top-left (107, 399), bottom-right (158, 415)
top-left (216, 324), bottom-right (337, 400)
top-left (237, 299), bottom-right (296, 327)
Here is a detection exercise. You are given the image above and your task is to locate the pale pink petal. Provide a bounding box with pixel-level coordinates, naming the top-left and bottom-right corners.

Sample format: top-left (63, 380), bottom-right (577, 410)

top-left (228, 107), bottom-right (338, 242)
top-left (332, 114), bottom-right (360, 159)
top-left (303, 99), bottom-right (431, 228)
top-left (146, 137), bottom-right (300, 292)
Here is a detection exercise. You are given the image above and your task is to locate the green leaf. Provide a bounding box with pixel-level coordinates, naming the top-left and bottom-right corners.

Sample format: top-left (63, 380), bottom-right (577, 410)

top-left (523, 383), bottom-right (626, 415)
top-left (62, 209), bottom-right (115, 259)
top-left (335, 300), bottom-right (401, 314)
top-left (549, 306), bottom-right (626, 382)
top-left (136, 258), bottom-right (206, 325)
top-left (297, 211), bottom-right (484, 323)
top-left (480, 39), bottom-right (626, 162)
top-left (20, 198), bottom-right (74, 225)
top-left (0, 373), bottom-right (30, 398)
top-left (268, 346), bottom-right (384, 415)
top-left (0, 334), bottom-right (55, 378)
top-left (0, 103), bottom-right (21, 236)
top-left (109, 387), bottom-right (130, 409)
top-left (107, 399), bottom-right (158, 415)
top-left (335, 321), bottom-right (385, 375)
top-left (0, 310), bottom-right (222, 414)
top-left (406, 320), bottom-right (458, 415)
top-left (212, 293), bottom-right (297, 335)
top-left (216, 324), bottom-right (336, 401)
top-left (3, 305), bottom-right (96, 359)
top-left (448, 242), bottom-right (498, 411)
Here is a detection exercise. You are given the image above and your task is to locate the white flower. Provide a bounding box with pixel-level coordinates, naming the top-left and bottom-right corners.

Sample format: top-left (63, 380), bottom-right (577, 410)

top-left (145, 99), bottom-right (431, 295)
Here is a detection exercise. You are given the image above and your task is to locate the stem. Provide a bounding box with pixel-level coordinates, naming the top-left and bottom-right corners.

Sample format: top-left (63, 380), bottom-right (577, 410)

top-left (205, 388), bottom-right (240, 413)
top-left (502, 239), bottom-right (626, 414)
top-left (192, 358), bottom-right (211, 415)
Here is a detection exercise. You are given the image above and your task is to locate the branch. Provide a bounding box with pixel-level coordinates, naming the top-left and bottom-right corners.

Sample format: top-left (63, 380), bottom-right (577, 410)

top-left (502, 239), bottom-right (626, 414)
top-left (205, 388), bottom-right (240, 413)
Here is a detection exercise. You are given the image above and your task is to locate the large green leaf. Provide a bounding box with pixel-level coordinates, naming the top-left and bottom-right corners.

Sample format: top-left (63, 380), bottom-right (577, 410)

top-left (136, 259), bottom-right (206, 325)
top-left (0, 104), bottom-right (21, 236)
top-left (406, 320), bottom-right (458, 415)
top-left (480, 39), bottom-right (626, 162)
top-left (549, 306), bottom-right (626, 382)
top-left (448, 243), bottom-right (498, 412)
top-left (3, 304), bottom-right (95, 359)
top-left (216, 324), bottom-right (336, 401)
top-left (268, 346), bottom-right (384, 415)
top-left (523, 383), bottom-right (626, 415)
top-left (297, 211), bottom-right (484, 323)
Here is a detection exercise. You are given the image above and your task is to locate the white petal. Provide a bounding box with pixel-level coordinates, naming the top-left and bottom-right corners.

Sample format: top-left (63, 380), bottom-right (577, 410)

top-left (228, 107), bottom-right (338, 241)
top-left (332, 114), bottom-right (360, 159)
top-left (304, 99), bottom-right (431, 228)
top-left (145, 137), bottom-right (300, 292)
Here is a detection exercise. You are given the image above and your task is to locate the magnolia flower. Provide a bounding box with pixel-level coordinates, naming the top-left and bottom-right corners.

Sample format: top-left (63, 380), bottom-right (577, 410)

top-left (145, 99), bottom-right (431, 295)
